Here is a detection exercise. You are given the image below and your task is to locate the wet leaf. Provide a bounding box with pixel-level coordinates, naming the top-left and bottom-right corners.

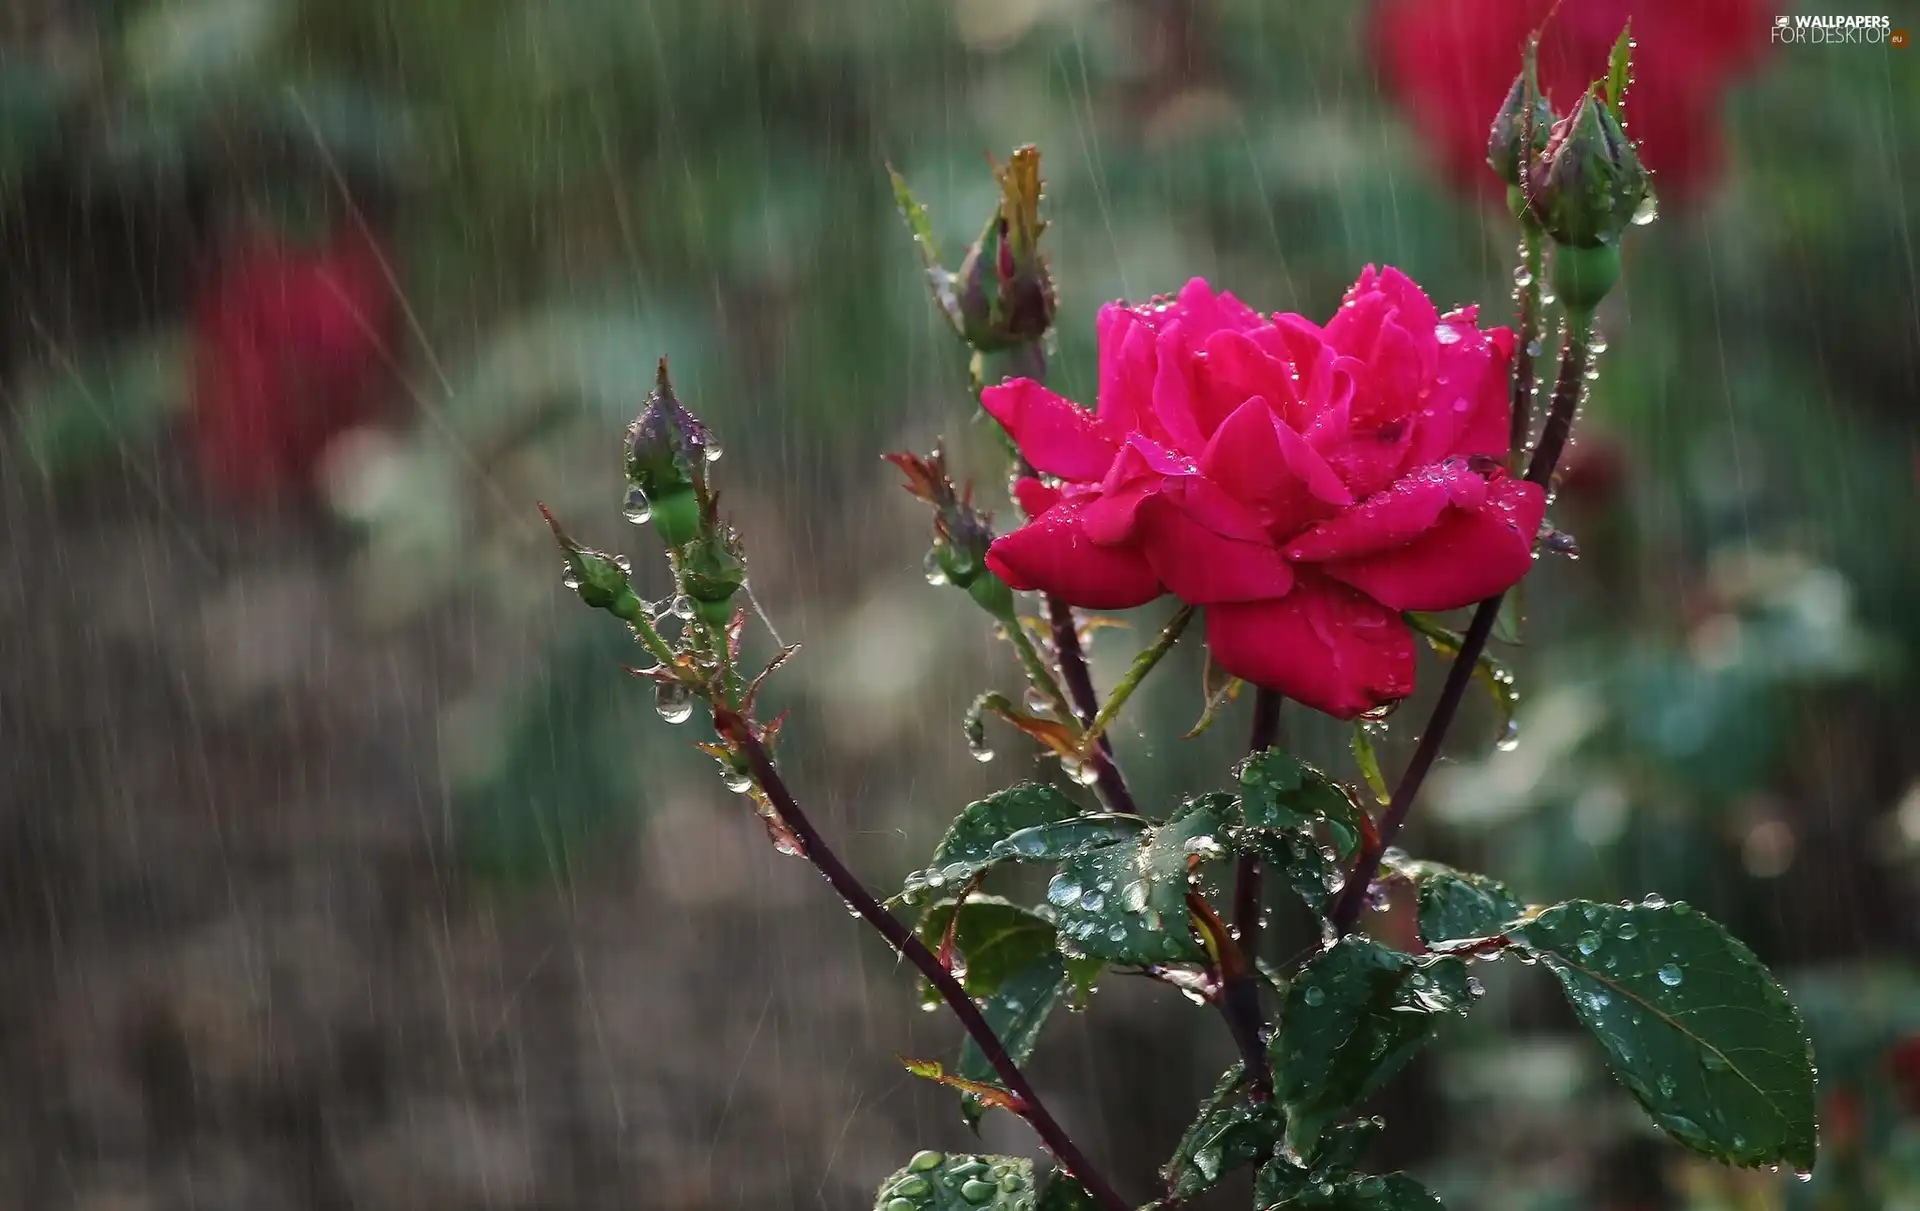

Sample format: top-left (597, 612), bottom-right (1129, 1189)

top-left (1047, 796), bottom-right (1229, 964)
top-left (1036, 1172), bottom-right (1098, 1211)
top-left (1413, 868), bottom-right (1526, 946)
top-left (1404, 614), bottom-right (1518, 743)
top-left (913, 897), bottom-right (1056, 1004)
top-left (1507, 900), bottom-right (1817, 1171)
top-left (1349, 726), bottom-right (1389, 807)
top-left (873, 1150), bottom-right (1036, 1211)
top-left (1272, 938), bottom-right (1473, 1154)
top-left (1185, 652), bottom-right (1244, 739)
top-left (1605, 22), bottom-right (1633, 119)
top-left (902, 783), bottom-right (1108, 899)
top-left (1256, 1167), bottom-right (1447, 1211)
top-left (898, 1058), bottom-right (1024, 1115)
top-left (954, 952), bottom-right (1069, 1127)
top-left (1237, 751), bottom-right (1366, 859)
top-left (1160, 1064), bottom-right (1282, 1201)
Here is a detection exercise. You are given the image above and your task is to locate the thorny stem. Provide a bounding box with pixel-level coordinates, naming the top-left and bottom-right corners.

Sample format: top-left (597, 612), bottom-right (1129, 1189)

top-left (1048, 595), bottom-right (1140, 817)
top-left (1081, 605), bottom-right (1195, 752)
top-left (1219, 687), bottom-right (1285, 1098)
top-left (1329, 316), bottom-right (1594, 935)
top-left (715, 709), bottom-right (1132, 1211)
top-left (609, 593), bottom-right (682, 672)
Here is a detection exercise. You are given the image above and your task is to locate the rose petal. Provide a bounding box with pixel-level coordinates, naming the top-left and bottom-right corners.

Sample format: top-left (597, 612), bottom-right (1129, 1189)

top-left (986, 498), bottom-right (1163, 609)
top-left (1096, 303), bottom-right (1156, 434)
top-left (1201, 398), bottom-right (1351, 537)
top-left (980, 379), bottom-right (1119, 482)
top-left (1135, 494), bottom-right (1296, 605)
top-left (1151, 323), bottom-right (1209, 453)
top-left (1205, 576), bottom-right (1417, 719)
top-left (1285, 460), bottom-right (1490, 563)
top-left (1079, 434), bottom-right (1194, 543)
top-left (1012, 476), bottom-right (1063, 518)
top-left (1405, 316), bottom-right (1514, 467)
top-left (1320, 473), bottom-right (1546, 611)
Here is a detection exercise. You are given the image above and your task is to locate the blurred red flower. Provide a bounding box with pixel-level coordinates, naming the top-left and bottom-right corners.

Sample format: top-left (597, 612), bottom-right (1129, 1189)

top-left (191, 226), bottom-right (397, 503)
top-left (1371, 0), bottom-right (1769, 204)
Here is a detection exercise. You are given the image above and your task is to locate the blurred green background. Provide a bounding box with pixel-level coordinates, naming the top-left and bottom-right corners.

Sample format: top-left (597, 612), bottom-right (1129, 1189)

top-left (1, 1), bottom-right (1916, 1208)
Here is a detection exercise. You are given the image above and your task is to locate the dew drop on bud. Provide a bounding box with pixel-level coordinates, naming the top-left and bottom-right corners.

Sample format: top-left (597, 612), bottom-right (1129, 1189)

top-left (722, 768), bottom-right (753, 794)
top-left (623, 486), bottom-right (652, 524)
top-left (654, 681), bottom-right (695, 724)
top-left (671, 595), bottom-right (696, 621)
top-left (970, 744), bottom-right (995, 764)
top-left (1023, 686), bottom-right (1050, 714)
top-left (703, 439), bottom-right (724, 463)
top-left (922, 548), bottom-right (950, 586)
top-left (1496, 718), bottom-right (1521, 752)
top-left (1631, 192), bottom-right (1659, 226)
top-left (1589, 335), bottom-right (1610, 354)
top-left (561, 565), bottom-right (581, 590)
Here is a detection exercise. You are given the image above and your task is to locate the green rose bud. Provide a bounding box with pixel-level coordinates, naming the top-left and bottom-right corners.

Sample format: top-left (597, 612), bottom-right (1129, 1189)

top-left (1487, 51), bottom-right (1554, 190)
top-left (677, 516), bottom-right (747, 626)
top-left (954, 146), bottom-right (1055, 352)
top-left (626, 357), bottom-right (714, 546)
top-left (1529, 86), bottom-right (1650, 253)
top-left (539, 503), bottom-right (644, 622)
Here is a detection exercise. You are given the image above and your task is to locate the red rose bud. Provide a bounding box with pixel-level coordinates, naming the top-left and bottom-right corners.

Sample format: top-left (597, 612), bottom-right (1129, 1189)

top-left (1487, 49), bottom-right (1555, 190)
top-left (626, 357), bottom-right (714, 546)
top-left (954, 146), bottom-right (1055, 353)
top-left (539, 503), bottom-right (645, 622)
top-left (1532, 87), bottom-right (1650, 251)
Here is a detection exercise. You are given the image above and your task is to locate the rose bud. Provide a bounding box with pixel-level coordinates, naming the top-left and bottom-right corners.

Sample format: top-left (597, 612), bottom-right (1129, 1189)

top-left (1532, 88), bottom-right (1650, 310)
top-left (883, 446), bottom-right (1015, 618)
top-left (626, 357), bottom-right (714, 546)
top-left (539, 503), bottom-right (644, 622)
top-left (676, 512), bottom-right (748, 627)
top-left (1487, 50), bottom-right (1554, 193)
top-left (954, 146), bottom-right (1055, 353)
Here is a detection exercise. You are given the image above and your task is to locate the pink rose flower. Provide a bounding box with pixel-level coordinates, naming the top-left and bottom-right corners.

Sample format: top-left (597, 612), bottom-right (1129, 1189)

top-left (981, 272), bottom-right (1546, 719)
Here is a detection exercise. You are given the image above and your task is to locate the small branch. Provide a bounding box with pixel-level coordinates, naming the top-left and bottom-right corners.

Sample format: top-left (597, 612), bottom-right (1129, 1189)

top-left (1219, 688), bottom-right (1284, 1098)
top-left (1080, 605), bottom-right (1195, 752)
top-left (1048, 595), bottom-right (1140, 816)
top-left (1329, 318), bottom-right (1593, 935)
top-left (715, 709), bottom-right (1131, 1211)
top-left (1188, 892), bottom-right (1271, 1097)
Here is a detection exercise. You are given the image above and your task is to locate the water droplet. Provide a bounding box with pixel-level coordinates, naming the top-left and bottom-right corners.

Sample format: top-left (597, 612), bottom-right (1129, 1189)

top-left (1000, 1173), bottom-right (1022, 1193)
top-left (1023, 686), bottom-right (1050, 714)
top-left (1525, 338), bottom-right (1545, 358)
top-left (623, 485), bottom-right (652, 524)
top-left (1589, 335), bottom-right (1610, 354)
top-left (1577, 931), bottom-right (1602, 956)
top-left (961, 1179), bottom-right (996, 1203)
top-left (923, 548), bottom-right (949, 586)
top-left (1631, 192), bottom-right (1659, 226)
top-left (1796, 1171), bottom-right (1814, 1184)
top-left (1641, 894), bottom-right (1668, 909)
top-left (1046, 876), bottom-right (1082, 908)
top-left (1078, 891), bottom-right (1105, 913)
top-left (1513, 266), bottom-right (1534, 287)
top-left (1616, 921), bottom-right (1639, 940)
top-left (896, 1177), bottom-right (932, 1198)
top-left (1467, 976), bottom-right (1486, 998)
top-left (671, 594), bottom-right (696, 620)
top-left (654, 681), bottom-right (695, 724)
top-left (1433, 323), bottom-right (1463, 346)
top-left (908, 1151), bottom-right (944, 1172)
top-left (561, 565), bottom-right (582, 590)
top-left (722, 768), bottom-right (753, 794)
top-left (887, 1200), bottom-right (916, 1211)
top-left (1496, 718), bottom-right (1521, 751)
top-left (1106, 924), bottom-right (1126, 942)
top-left (1657, 964), bottom-right (1684, 987)
top-left (1302, 986), bottom-right (1326, 1007)
top-left (703, 439), bottom-right (724, 463)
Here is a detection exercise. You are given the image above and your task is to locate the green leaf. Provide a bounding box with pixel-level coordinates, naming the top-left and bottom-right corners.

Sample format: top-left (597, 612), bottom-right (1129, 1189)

top-left (901, 783), bottom-right (1124, 900)
top-left (1349, 726), bottom-right (1389, 807)
top-left (1256, 1168), bottom-right (1446, 1211)
top-left (1036, 1172), bottom-right (1098, 1211)
top-left (1047, 796), bottom-right (1229, 964)
top-left (875, 1152), bottom-right (1036, 1211)
top-left (1237, 751), bottom-right (1365, 857)
top-left (913, 897), bottom-right (1057, 1004)
top-left (1507, 900), bottom-right (1817, 1172)
top-left (954, 952), bottom-right (1069, 1127)
top-left (1234, 828), bottom-right (1342, 917)
top-left (1272, 938), bottom-right (1472, 1154)
top-left (1413, 868), bottom-right (1525, 946)
top-left (1159, 1064), bottom-right (1283, 1201)
top-left (1404, 614), bottom-right (1518, 745)
top-left (886, 163), bottom-right (961, 335)
top-left (1605, 23), bottom-right (1633, 119)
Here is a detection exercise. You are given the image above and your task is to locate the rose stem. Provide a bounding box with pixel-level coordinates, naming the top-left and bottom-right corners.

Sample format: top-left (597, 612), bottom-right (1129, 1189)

top-left (1328, 317), bottom-right (1593, 935)
top-left (1220, 687), bottom-right (1285, 1095)
top-left (1047, 594), bottom-right (1139, 816)
top-left (715, 708), bottom-right (1131, 1211)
